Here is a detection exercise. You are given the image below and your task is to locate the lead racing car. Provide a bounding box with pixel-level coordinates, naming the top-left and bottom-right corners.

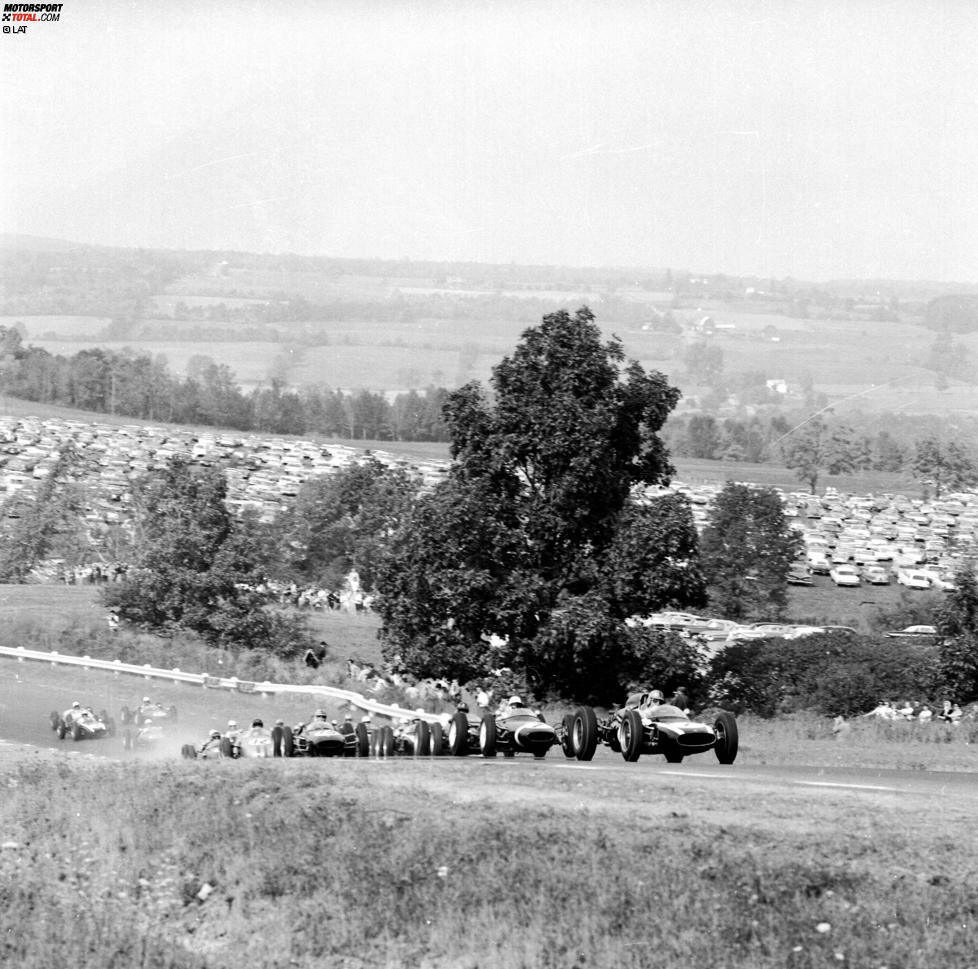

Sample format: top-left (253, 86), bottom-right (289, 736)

top-left (561, 691), bottom-right (739, 765)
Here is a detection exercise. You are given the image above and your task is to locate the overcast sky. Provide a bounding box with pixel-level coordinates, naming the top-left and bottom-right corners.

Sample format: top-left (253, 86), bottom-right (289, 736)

top-left (2, 0), bottom-right (976, 282)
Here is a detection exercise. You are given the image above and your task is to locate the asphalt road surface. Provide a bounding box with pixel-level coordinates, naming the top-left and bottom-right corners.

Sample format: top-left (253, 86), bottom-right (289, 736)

top-left (2, 658), bottom-right (976, 808)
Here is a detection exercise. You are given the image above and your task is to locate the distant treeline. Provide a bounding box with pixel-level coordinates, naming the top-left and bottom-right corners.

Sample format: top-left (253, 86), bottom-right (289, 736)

top-left (0, 327), bottom-right (451, 440)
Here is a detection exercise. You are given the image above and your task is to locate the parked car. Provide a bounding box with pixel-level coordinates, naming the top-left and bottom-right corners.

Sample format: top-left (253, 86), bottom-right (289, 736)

top-left (885, 625), bottom-right (938, 641)
top-left (862, 565), bottom-right (890, 585)
top-left (829, 564), bottom-right (861, 587)
top-left (896, 569), bottom-right (932, 590)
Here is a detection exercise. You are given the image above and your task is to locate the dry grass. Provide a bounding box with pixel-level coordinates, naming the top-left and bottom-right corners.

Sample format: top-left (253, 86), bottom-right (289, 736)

top-left (1, 749), bottom-right (975, 968)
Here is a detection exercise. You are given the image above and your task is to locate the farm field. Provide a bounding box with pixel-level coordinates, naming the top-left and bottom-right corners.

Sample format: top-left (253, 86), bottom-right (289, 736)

top-left (7, 300), bottom-right (978, 416)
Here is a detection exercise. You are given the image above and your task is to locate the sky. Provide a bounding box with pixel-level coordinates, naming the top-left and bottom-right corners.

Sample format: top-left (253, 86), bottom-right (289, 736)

top-left (2, 0), bottom-right (977, 283)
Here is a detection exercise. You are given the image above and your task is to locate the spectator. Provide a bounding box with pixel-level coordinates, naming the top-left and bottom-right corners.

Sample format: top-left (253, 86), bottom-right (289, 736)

top-left (896, 700), bottom-right (914, 720)
top-left (917, 705), bottom-right (933, 724)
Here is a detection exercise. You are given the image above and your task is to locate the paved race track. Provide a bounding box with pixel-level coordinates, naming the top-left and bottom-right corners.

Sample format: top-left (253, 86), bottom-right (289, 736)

top-left (2, 658), bottom-right (976, 810)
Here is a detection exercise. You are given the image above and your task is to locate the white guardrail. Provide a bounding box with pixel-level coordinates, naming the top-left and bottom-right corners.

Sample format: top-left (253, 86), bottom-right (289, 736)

top-left (0, 645), bottom-right (443, 724)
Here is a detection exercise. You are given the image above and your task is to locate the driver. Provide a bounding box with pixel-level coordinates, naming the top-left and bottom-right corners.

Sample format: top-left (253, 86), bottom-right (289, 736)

top-left (63, 700), bottom-right (82, 724)
top-left (199, 729), bottom-right (223, 756)
top-left (644, 689), bottom-right (666, 712)
top-left (300, 708), bottom-right (331, 734)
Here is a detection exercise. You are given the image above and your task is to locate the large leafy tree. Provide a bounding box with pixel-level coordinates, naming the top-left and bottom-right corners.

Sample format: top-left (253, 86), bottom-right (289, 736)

top-left (376, 307), bottom-right (706, 701)
top-left (699, 482), bottom-right (803, 620)
top-left (274, 458), bottom-right (418, 589)
top-left (936, 566), bottom-right (978, 701)
top-left (911, 437), bottom-right (977, 498)
top-left (103, 457), bottom-right (310, 653)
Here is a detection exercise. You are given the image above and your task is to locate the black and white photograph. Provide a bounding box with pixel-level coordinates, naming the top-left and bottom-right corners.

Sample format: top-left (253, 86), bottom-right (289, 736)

top-left (1, 2), bottom-right (977, 966)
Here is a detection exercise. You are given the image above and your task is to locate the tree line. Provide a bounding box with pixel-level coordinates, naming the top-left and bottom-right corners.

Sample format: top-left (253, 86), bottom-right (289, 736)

top-left (0, 327), bottom-right (451, 440)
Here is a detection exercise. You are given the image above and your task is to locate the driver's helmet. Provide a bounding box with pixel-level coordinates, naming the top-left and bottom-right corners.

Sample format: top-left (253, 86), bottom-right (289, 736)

top-left (344, 714), bottom-right (353, 721)
top-left (251, 719), bottom-right (264, 728)
top-left (361, 715), bottom-right (372, 724)
top-left (142, 697), bottom-right (151, 704)
top-left (315, 708), bottom-right (328, 718)
top-left (649, 689), bottom-right (665, 702)
top-left (144, 718), bottom-right (153, 726)
top-left (456, 702), bottom-right (469, 713)
top-left (71, 701), bottom-right (81, 709)
top-left (331, 720), bottom-right (338, 727)
top-left (209, 730), bottom-right (221, 739)
top-left (508, 695), bottom-right (524, 707)
top-left (227, 720), bottom-right (238, 729)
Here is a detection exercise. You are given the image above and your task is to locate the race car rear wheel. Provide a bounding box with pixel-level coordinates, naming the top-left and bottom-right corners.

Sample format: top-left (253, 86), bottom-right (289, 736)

top-left (620, 709), bottom-right (643, 762)
top-left (354, 722), bottom-right (370, 757)
top-left (429, 721), bottom-right (444, 756)
top-left (378, 725), bottom-right (395, 758)
top-left (560, 714), bottom-right (576, 758)
top-left (272, 724), bottom-right (294, 758)
top-left (572, 706), bottom-right (598, 762)
top-left (415, 720), bottom-right (431, 757)
top-left (71, 722), bottom-right (83, 741)
top-left (713, 711), bottom-right (739, 764)
top-left (219, 738), bottom-right (235, 759)
top-left (56, 721), bottom-right (67, 740)
top-left (479, 715), bottom-right (497, 757)
top-left (448, 711), bottom-right (470, 757)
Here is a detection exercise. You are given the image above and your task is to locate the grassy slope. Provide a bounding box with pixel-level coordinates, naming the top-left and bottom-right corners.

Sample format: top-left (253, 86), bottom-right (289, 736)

top-left (1, 750), bottom-right (975, 968)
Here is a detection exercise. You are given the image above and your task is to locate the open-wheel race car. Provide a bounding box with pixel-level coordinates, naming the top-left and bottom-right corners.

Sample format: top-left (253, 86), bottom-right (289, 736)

top-left (373, 712), bottom-right (443, 758)
top-left (120, 698), bottom-right (177, 728)
top-left (49, 706), bottom-right (115, 742)
top-left (272, 714), bottom-right (370, 758)
top-left (561, 692), bottom-right (739, 765)
top-left (124, 717), bottom-right (166, 751)
top-left (442, 699), bottom-right (557, 759)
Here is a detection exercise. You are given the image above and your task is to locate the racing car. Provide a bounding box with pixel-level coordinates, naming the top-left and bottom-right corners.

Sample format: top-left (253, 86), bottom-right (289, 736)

top-left (561, 692), bottom-right (739, 765)
top-left (49, 706), bottom-right (115, 742)
top-left (373, 712), bottom-right (441, 758)
top-left (272, 716), bottom-right (370, 758)
top-left (443, 698), bottom-right (558, 758)
top-left (120, 697), bottom-right (177, 728)
top-left (124, 717), bottom-right (166, 752)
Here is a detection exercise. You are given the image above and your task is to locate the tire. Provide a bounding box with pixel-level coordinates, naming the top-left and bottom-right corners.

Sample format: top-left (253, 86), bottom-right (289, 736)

top-left (664, 750), bottom-right (684, 763)
top-left (714, 711), bottom-right (739, 765)
top-left (560, 714), bottom-right (576, 758)
top-left (448, 711), bottom-right (470, 756)
top-left (415, 721), bottom-right (431, 757)
top-left (479, 714), bottom-right (497, 757)
top-left (429, 721), bottom-right (444, 756)
top-left (354, 722), bottom-right (370, 757)
top-left (573, 706), bottom-right (598, 762)
top-left (219, 738), bottom-right (234, 759)
top-left (379, 725), bottom-right (395, 758)
top-left (71, 722), bottom-right (83, 741)
top-left (272, 724), bottom-right (294, 758)
top-left (619, 709), bottom-right (643, 762)
top-left (56, 721), bottom-right (67, 741)
top-left (120, 705), bottom-right (132, 727)
top-left (181, 744), bottom-right (196, 760)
